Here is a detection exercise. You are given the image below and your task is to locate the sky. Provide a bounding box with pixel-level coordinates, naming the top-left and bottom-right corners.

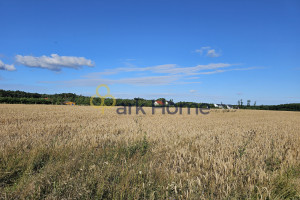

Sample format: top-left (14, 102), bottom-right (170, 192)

top-left (0, 0), bottom-right (300, 105)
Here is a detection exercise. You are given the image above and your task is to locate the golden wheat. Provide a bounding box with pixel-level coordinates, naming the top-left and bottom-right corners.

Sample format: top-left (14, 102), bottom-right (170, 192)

top-left (0, 104), bottom-right (299, 199)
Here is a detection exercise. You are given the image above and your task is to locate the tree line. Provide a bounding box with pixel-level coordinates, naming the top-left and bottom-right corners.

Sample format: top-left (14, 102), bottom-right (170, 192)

top-left (236, 99), bottom-right (300, 111)
top-left (0, 90), bottom-right (213, 108)
top-left (0, 89), bottom-right (299, 111)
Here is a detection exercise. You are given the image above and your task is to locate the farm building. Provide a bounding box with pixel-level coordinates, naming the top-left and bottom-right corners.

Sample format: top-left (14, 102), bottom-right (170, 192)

top-left (214, 104), bottom-right (223, 108)
top-left (154, 100), bottom-right (169, 106)
top-left (226, 104), bottom-right (233, 109)
top-left (63, 101), bottom-right (76, 105)
top-left (214, 104), bottom-right (233, 109)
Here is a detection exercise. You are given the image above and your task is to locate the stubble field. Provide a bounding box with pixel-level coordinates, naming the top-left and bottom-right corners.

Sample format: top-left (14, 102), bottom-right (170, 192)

top-left (0, 104), bottom-right (300, 199)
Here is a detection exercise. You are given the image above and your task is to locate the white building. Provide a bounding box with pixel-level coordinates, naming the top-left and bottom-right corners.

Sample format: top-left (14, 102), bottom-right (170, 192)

top-left (214, 103), bottom-right (233, 109)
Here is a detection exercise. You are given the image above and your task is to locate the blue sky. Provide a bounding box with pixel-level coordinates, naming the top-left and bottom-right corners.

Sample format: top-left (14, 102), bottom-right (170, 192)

top-left (0, 0), bottom-right (299, 105)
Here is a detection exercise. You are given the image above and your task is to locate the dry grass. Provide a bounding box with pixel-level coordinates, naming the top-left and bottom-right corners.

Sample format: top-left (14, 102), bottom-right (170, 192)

top-left (0, 104), bottom-right (300, 199)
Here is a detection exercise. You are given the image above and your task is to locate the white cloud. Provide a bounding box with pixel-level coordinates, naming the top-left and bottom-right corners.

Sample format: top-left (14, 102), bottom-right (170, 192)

top-left (113, 75), bottom-right (180, 85)
top-left (206, 49), bottom-right (221, 57)
top-left (195, 46), bottom-right (211, 55)
top-left (194, 67), bottom-right (259, 75)
top-left (125, 58), bottom-right (136, 61)
top-left (85, 63), bottom-right (233, 77)
top-left (195, 47), bottom-right (221, 57)
top-left (190, 90), bottom-right (197, 93)
top-left (195, 70), bottom-right (226, 75)
top-left (42, 75), bottom-right (183, 86)
top-left (0, 60), bottom-right (16, 71)
top-left (42, 62), bottom-right (259, 86)
top-left (15, 54), bottom-right (94, 71)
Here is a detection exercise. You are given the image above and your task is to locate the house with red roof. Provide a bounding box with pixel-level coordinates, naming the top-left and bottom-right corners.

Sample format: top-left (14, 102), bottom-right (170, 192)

top-left (154, 100), bottom-right (168, 106)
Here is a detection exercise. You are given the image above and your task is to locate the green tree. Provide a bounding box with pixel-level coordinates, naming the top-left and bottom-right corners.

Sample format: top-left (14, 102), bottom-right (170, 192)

top-left (247, 100), bottom-right (251, 107)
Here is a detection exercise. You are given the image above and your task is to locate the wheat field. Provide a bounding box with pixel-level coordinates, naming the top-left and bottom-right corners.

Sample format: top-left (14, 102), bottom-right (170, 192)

top-left (0, 104), bottom-right (300, 199)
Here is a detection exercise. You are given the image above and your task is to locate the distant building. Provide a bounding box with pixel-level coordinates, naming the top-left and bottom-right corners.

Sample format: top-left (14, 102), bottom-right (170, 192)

top-left (214, 103), bottom-right (233, 109)
top-left (214, 104), bottom-right (224, 108)
top-left (63, 101), bottom-right (76, 105)
top-left (226, 104), bottom-right (233, 109)
top-left (154, 100), bottom-right (168, 106)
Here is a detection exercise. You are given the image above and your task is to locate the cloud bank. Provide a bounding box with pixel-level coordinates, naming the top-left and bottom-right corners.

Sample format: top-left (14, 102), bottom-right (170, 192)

top-left (15, 54), bottom-right (94, 71)
top-left (44, 63), bottom-right (257, 86)
top-left (86, 63), bottom-right (233, 78)
top-left (0, 60), bottom-right (16, 71)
